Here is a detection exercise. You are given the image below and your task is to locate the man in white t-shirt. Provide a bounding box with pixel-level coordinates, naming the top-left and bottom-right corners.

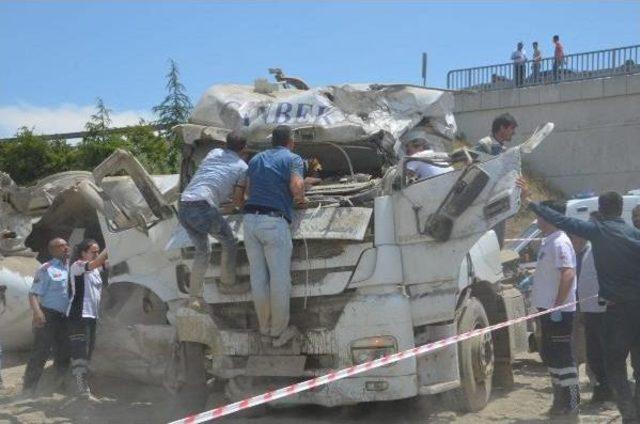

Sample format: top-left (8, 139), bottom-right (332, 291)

top-left (532, 200), bottom-right (579, 416)
top-left (178, 130), bottom-right (248, 310)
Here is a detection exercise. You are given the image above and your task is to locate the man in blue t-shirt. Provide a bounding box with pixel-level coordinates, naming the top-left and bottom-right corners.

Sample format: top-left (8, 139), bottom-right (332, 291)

top-left (243, 125), bottom-right (306, 348)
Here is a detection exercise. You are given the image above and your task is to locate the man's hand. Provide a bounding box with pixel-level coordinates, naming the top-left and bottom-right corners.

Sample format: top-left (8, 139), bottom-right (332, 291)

top-left (295, 197), bottom-right (309, 209)
top-left (516, 177), bottom-right (531, 206)
top-left (33, 309), bottom-right (46, 327)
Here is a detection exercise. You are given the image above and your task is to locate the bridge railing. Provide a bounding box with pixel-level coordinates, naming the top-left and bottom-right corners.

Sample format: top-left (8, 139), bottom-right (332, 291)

top-left (446, 44), bottom-right (640, 91)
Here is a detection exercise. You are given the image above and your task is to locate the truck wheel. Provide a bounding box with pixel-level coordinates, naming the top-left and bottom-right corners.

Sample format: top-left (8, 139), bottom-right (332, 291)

top-left (449, 297), bottom-right (494, 412)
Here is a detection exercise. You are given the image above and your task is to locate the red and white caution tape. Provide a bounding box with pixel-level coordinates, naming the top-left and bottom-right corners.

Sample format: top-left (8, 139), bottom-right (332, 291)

top-left (170, 297), bottom-right (593, 424)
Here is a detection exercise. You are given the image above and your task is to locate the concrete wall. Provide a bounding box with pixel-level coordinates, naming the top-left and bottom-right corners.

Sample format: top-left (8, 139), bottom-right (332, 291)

top-left (453, 73), bottom-right (640, 195)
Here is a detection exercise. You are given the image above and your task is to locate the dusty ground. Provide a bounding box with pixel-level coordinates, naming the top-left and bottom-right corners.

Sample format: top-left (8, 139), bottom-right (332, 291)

top-left (0, 351), bottom-right (623, 424)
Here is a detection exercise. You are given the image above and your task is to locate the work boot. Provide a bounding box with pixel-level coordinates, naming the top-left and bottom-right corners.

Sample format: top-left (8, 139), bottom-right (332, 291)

top-left (549, 385), bottom-right (580, 417)
top-left (219, 245), bottom-right (237, 287)
top-left (590, 384), bottom-right (613, 403)
top-left (547, 384), bottom-right (564, 416)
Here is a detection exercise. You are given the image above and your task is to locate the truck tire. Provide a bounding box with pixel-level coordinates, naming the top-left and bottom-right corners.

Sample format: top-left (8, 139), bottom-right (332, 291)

top-left (448, 297), bottom-right (494, 412)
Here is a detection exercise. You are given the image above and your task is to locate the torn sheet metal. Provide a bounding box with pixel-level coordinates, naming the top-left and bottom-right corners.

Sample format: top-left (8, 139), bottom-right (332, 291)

top-left (187, 83), bottom-right (457, 156)
top-left (165, 206), bottom-right (372, 251)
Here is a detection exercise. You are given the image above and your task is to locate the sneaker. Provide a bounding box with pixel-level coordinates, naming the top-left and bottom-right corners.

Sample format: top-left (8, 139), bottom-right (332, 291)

top-left (272, 326), bottom-right (299, 348)
top-left (75, 373), bottom-right (91, 399)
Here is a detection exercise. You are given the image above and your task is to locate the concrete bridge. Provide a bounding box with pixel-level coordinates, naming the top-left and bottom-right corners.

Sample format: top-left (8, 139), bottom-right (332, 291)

top-left (453, 72), bottom-right (640, 195)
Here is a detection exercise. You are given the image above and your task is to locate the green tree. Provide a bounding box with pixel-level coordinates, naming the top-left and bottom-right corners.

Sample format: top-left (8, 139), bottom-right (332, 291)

top-left (76, 98), bottom-right (132, 170)
top-left (85, 97), bottom-right (112, 143)
top-left (124, 120), bottom-right (171, 174)
top-left (0, 127), bottom-right (74, 185)
top-left (153, 59), bottom-right (193, 171)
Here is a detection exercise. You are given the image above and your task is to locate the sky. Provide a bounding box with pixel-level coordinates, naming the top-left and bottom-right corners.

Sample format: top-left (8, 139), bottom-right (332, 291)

top-left (1, 1), bottom-right (639, 137)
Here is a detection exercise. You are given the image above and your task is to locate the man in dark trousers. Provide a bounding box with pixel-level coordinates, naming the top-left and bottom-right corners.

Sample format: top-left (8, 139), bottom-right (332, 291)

top-left (519, 178), bottom-right (640, 423)
top-left (530, 200), bottom-right (579, 416)
top-left (22, 238), bottom-right (71, 395)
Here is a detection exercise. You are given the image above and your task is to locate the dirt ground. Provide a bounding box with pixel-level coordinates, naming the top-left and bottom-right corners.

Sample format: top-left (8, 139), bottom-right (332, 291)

top-left (0, 351), bottom-right (624, 424)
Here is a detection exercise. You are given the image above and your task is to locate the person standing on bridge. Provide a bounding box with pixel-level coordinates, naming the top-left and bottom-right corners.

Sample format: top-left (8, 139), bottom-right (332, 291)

top-left (532, 41), bottom-right (542, 82)
top-left (511, 42), bottom-right (528, 86)
top-left (529, 200), bottom-right (580, 416)
top-left (243, 125), bottom-right (307, 348)
top-left (519, 180), bottom-right (640, 423)
top-left (553, 35), bottom-right (565, 80)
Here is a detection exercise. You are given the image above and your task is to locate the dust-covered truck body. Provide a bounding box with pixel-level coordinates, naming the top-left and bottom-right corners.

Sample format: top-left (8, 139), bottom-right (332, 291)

top-left (0, 77), bottom-right (545, 411)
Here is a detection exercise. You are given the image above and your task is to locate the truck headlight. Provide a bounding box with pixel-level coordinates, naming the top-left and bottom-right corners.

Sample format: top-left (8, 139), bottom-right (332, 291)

top-left (350, 336), bottom-right (397, 365)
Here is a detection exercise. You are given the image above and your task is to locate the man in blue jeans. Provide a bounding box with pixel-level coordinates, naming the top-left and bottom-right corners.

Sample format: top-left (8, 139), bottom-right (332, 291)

top-left (243, 125), bottom-right (306, 348)
top-left (178, 131), bottom-right (248, 310)
top-left (519, 178), bottom-right (640, 423)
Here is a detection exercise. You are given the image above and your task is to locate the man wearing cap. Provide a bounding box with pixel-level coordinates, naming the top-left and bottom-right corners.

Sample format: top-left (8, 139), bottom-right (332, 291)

top-left (243, 125), bottom-right (306, 348)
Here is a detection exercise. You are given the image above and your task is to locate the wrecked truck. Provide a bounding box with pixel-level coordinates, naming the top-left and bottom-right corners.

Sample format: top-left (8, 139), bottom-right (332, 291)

top-left (0, 78), bottom-right (550, 412)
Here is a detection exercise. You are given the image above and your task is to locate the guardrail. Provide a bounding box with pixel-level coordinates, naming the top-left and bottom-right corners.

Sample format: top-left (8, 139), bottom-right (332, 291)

top-left (447, 44), bottom-right (640, 91)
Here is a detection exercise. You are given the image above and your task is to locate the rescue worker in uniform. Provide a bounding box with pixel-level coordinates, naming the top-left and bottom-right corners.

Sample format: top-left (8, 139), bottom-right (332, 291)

top-left (529, 200), bottom-right (580, 416)
top-left (22, 238), bottom-right (71, 395)
top-left (519, 179), bottom-right (640, 423)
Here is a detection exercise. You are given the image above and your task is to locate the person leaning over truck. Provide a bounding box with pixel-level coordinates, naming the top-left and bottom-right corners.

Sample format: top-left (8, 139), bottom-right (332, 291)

top-left (404, 137), bottom-right (454, 181)
top-left (474, 113), bottom-right (518, 156)
top-left (22, 238), bottom-right (71, 395)
top-left (243, 125), bottom-right (306, 348)
top-left (67, 239), bottom-right (108, 399)
top-left (519, 179), bottom-right (640, 423)
top-left (178, 130), bottom-right (248, 310)
top-left (475, 113), bottom-right (518, 247)
top-left (530, 200), bottom-right (580, 416)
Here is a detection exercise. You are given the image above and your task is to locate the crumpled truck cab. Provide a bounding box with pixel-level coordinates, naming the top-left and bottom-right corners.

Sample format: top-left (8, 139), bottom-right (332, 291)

top-left (73, 80), bottom-right (549, 411)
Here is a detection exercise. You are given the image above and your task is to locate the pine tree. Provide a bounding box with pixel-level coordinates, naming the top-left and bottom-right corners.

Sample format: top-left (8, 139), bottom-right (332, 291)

top-left (153, 59), bottom-right (193, 171)
top-left (85, 97), bottom-right (113, 143)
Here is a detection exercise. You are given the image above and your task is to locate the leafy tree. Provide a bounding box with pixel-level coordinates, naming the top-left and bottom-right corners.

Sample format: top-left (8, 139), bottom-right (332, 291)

top-left (0, 127), bottom-right (74, 185)
top-left (153, 59), bottom-right (193, 171)
top-left (124, 120), bottom-right (171, 174)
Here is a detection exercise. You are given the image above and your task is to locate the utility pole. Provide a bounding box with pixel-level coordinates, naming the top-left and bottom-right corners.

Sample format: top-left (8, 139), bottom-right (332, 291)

top-left (421, 52), bottom-right (428, 86)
